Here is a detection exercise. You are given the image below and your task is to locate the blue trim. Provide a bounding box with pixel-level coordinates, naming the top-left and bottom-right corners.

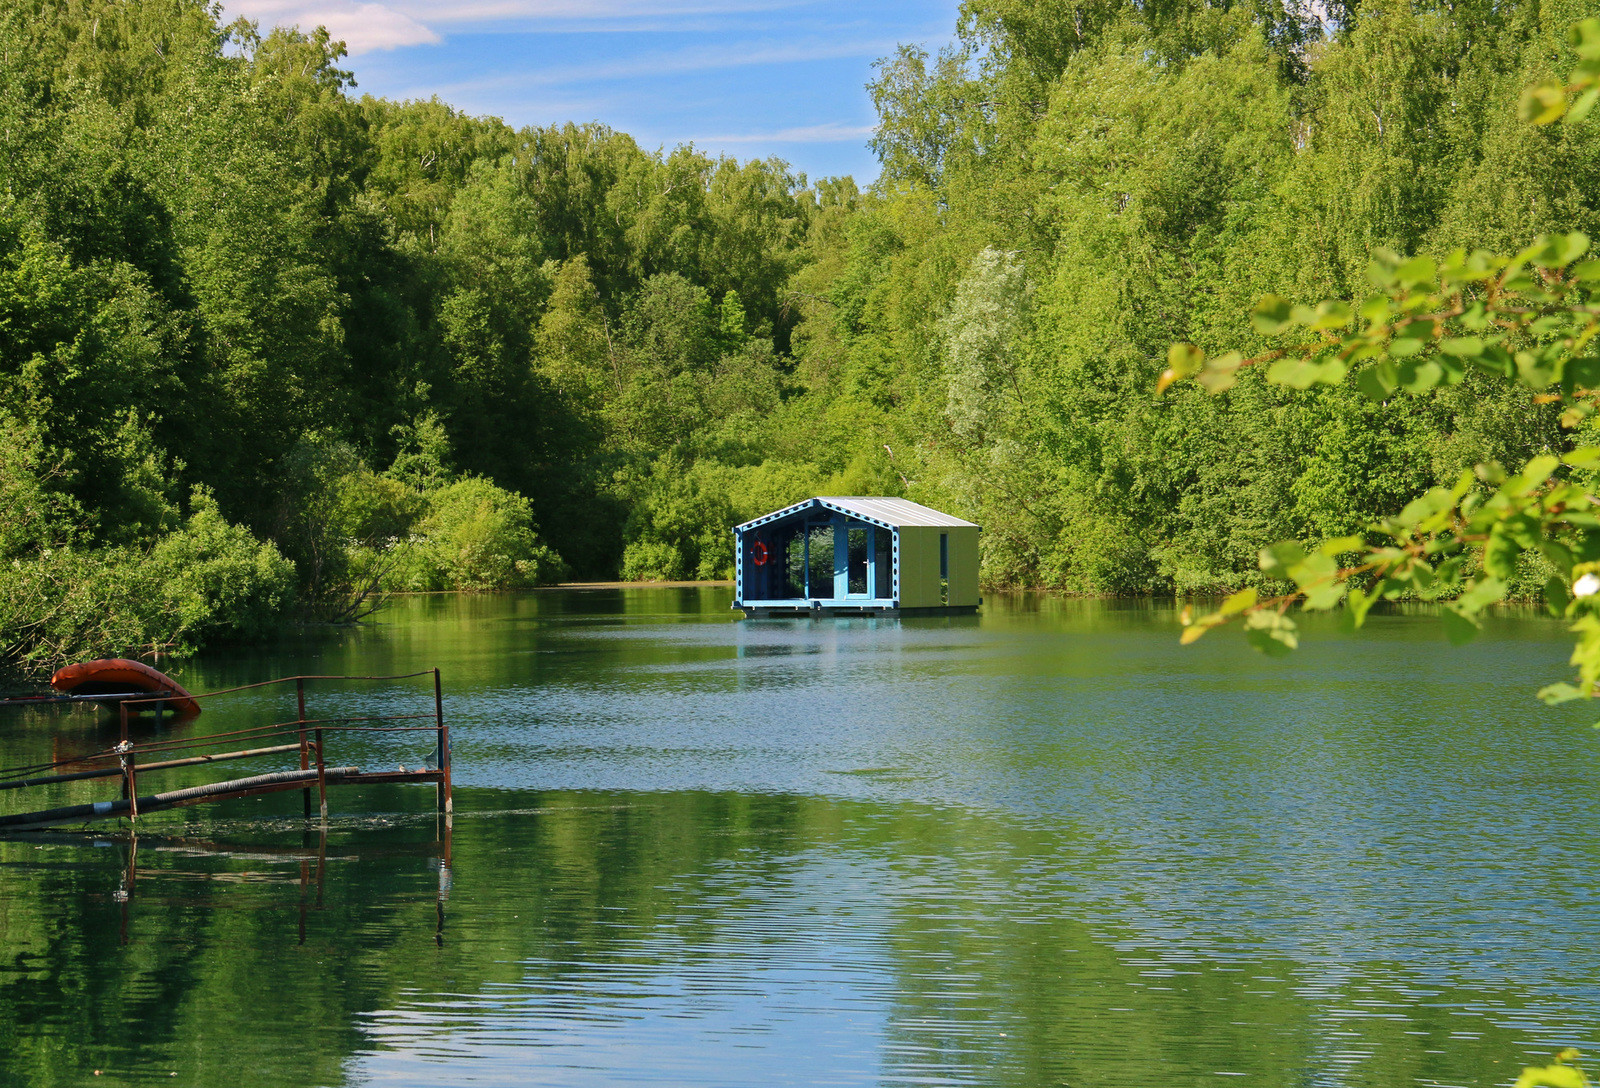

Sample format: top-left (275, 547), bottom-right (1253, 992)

top-left (738, 598), bottom-right (900, 609)
top-left (733, 497), bottom-right (900, 534)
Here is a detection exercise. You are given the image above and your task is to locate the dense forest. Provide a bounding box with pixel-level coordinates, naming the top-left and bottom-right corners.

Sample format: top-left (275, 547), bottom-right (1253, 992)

top-left (1, 0), bottom-right (1595, 675)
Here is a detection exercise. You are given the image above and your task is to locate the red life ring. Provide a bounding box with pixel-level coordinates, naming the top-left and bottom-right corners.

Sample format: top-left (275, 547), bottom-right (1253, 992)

top-left (751, 540), bottom-right (769, 566)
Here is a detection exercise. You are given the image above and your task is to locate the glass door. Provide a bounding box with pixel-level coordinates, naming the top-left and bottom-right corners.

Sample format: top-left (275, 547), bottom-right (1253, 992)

top-left (845, 526), bottom-right (870, 598)
top-left (805, 524), bottom-right (834, 599)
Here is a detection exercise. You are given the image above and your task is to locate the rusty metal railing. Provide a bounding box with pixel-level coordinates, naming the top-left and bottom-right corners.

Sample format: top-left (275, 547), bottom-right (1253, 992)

top-left (0, 670), bottom-right (452, 832)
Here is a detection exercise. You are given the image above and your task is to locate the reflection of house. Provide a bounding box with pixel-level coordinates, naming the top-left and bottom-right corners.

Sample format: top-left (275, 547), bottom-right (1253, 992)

top-left (732, 497), bottom-right (980, 616)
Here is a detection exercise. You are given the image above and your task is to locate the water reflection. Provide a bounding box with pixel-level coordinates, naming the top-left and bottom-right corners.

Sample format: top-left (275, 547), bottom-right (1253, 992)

top-left (0, 590), bottom-right (1597, 1087)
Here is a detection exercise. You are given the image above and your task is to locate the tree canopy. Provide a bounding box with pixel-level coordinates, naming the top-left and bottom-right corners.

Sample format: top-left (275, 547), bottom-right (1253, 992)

top-left (2, 0), bottom-right (1597, 676)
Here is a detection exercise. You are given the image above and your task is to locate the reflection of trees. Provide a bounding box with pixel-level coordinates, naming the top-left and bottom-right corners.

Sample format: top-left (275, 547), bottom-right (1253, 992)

top-left (0, 823), bottom-right (452, 1088)
top-left (0, 782), bottom-right (1564, 1088)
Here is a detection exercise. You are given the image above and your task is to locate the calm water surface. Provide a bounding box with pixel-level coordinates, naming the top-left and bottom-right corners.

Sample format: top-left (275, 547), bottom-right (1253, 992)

top-left (1, 589), bottom-right (1597, 1088)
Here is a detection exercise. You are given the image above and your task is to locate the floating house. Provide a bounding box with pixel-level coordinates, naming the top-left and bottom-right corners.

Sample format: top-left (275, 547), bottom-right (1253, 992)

top-left (732, 497), bottom-right (980, 616)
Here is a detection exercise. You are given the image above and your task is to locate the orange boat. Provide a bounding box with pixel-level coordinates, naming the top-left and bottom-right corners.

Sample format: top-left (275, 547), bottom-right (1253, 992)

top-left (50, 659), bottom-right (201, 717)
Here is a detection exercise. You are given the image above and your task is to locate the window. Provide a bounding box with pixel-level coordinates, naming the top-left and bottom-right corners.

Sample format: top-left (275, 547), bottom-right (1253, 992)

top-left (939, 533), bottom-right (949, 605)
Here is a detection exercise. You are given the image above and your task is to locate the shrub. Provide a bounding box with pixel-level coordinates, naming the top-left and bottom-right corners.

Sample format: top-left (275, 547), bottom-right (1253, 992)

top-left (0, 491), bottom-right (295, 682)
top-left (388, 477), bottom-right (566, 590)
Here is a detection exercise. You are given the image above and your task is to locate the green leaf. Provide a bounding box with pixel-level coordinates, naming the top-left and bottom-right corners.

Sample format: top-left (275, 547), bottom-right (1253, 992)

top-left (1388, 334), bottom-right (1427, 359)
top-left (1195, 351), bottom-right (1243, 394)
top-left (1502, 513), bottom-right (1542, 549)
top-left (1397, 359), bottom-right (1443, 392)
top-left (1441, 605), bottom-right (1480, 645)
top-left (1251, 294), bottom-right (1294, 335)
top-left (1439, 336), bottom-right (1484, 358)
top-left (1357, 361), bottom-right (1399, 401)
top-left (1259, 540), bottom-right (1306, 577)
top-left (1168, 342), bottom-right (1204, 374)
top-left (1505, 455), bottom-right (1560, 497)
top-left (1519, 81), bottom-right (1568, 125)
top-left (1314, 356), bottom-right (1350, 385)
top-left (1457, 576), bottom-right (1508, 612)
top-left (1513, 1060), bottom-right (1589, 1088)
top-left (1158, 343), bottom-right (1205, 395)
top-left (1318, 535), bottom-right (1365, 556)
top-left (1218, 587), bottom-right (1257, 617)
top-left (1395, 256), bottom-right (1436, 289)
top-left (1528, 231), bottom-right (1591, 269)
top-left (1564, 447), bottom-right (1600, 468)
top-left (1516, 349), bottom-right (1562, 388)
top-left (1303, 579), bottom-right (1347, 610)
top-left (1542, 540), bottom-right (1576, 578)
top-left (1266, 355), bottom-right (1349, 389)
top-left (1310, 301), bottom-right (1352, 330)
top-left (1287, 551), bottom-right (1338, 589)
top-left (1244, 610), bottom-right (1298, 656)
top-left (1568, 356), bottom-right (1600, 391)
top-left (1537, 681), bottom-right (1587, 705)
top-left (1367, 251), bottom-right (1401, 288)
top-left (1484, 524), bottom-right (1522, 579)
top-left (1343, 585), bottom-right (1378, 629)
top-left (1570, 87), bottom-right (1600, 125)
top-left (1573, 16), bottom-right (1600, 59)
top-left (1402, 560), bottom-right (1436, 594)
top-left (1267, 357), bottom-right (1321, 389)
top-left (1547, 575), bottom-right (1573, 617)
top-left (1397, 486), bottom-right (1453, 529)
top-left (1472, 345), bottom-right (1515, 378)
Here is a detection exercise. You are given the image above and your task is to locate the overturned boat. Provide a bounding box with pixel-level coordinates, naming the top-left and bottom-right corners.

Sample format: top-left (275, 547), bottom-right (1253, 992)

top-left (0, 658), bottom-right (201, 717)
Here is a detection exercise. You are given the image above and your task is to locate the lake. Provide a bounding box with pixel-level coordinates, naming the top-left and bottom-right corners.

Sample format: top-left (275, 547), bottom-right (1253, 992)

top-left (1, 588), bottom-right (1597, 1088)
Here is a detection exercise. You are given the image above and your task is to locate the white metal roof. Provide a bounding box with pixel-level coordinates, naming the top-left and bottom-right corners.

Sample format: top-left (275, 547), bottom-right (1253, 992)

top-left (734, 497), bottom-right (979, 532)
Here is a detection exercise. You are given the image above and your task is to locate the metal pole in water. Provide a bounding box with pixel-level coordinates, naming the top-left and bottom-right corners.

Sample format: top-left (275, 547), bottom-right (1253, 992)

top-left (297, 678), bottom-right (310, 820)
top-left (434, 668), bottom-right (452, 823)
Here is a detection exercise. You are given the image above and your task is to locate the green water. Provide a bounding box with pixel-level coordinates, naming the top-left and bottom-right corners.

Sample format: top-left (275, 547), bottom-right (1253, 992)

top-left (1, 589), bottom-right (1598, 1088)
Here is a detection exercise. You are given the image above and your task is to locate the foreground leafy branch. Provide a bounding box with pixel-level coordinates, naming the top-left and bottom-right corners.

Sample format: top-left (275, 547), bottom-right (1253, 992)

top-left (1515, 1048), bottom-right (1590, 1088)
top-left (1163, 18), bottom-right (1600, 713)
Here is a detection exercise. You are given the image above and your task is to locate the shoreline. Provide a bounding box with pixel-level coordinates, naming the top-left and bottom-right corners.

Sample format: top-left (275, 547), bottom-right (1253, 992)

top-left (545, 580), bottom-right (735, 590)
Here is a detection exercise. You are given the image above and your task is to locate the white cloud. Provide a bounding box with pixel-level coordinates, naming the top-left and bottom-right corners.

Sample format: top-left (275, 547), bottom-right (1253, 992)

top-left (383, 0), bottom-right (800, 23)
top-left (697, 122), bottom-right (876, 144)
top-left (226, 0), bottom-right (440, 52)
top-left (427, 34), bottom-right (897, 99)
top-left (224, 0), bottom-right (805, 48)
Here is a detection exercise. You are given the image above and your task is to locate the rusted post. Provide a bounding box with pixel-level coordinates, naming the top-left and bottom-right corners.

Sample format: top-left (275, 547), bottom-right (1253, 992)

top-left (124, 744), bottom-right (139, 821)
top-left (313, 722), bottom-right (328, 821)
top-left (434, 668), bottom-right (451, 821)
top-left (297, 678), bottom-right (310, 820)
top-left (118, 703), bottom-right (138, 820)
top-left (119, 702), bottom-right (130, 802)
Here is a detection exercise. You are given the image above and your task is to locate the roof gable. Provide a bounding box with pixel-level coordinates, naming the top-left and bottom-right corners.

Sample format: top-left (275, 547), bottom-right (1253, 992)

top-left (734, 497), bottom-right (979, 532)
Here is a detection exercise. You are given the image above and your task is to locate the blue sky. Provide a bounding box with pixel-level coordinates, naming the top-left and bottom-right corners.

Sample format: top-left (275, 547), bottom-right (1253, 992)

top-left (222, 0), bottom-right (962, 183)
